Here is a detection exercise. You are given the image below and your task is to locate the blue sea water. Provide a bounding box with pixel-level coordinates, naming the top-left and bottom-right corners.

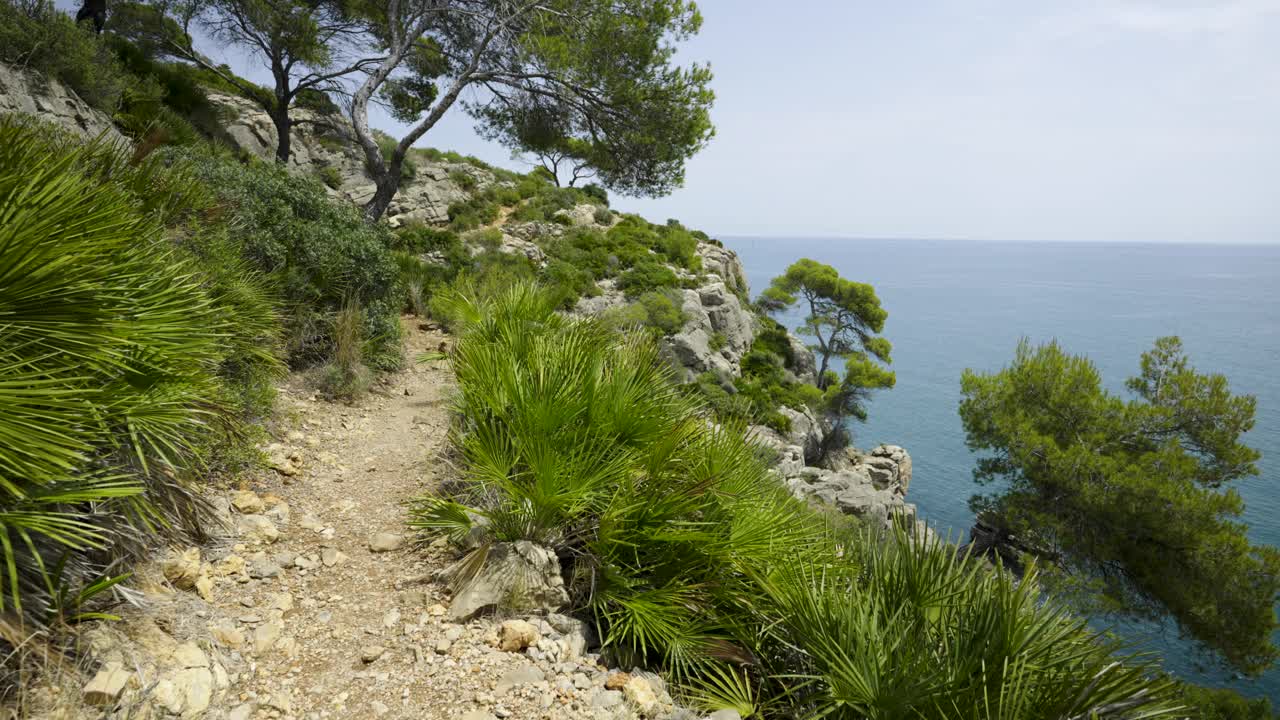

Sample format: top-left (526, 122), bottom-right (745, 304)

top-left (723, 237), bottom-right (1280, 701)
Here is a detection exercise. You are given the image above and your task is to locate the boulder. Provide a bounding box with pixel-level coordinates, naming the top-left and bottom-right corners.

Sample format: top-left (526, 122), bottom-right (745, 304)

top-left (82, 663), bottom-right (131, 706)
top-left (445, 540), bottom-right (569, 620)
top-left (778, 405), bottom-right (826, 462)
top-left (0, 62), bottom-right (123, 141)
top-left (787, 332), bottom-right (819, 385)
top-left (498, 619), bottom-right (540, 652)
top-left (161, 547), bottom-right (202, 590)
top-left (695, 242), bottom-right (749, 295)
top-left (870, 444), bottom-right (912, 493)
top-left (785, 468), bottom-right (910, 528)
top-left (662, 281), bottom-right (755, 382)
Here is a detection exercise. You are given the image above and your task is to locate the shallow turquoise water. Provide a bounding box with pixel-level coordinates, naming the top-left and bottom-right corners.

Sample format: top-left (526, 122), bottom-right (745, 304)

top-left (724, 237), bottom-right (1280, 700)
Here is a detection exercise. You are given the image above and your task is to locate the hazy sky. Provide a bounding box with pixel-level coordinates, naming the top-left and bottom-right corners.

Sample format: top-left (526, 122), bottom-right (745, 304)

top-left (100, 0), bottom-right (1280, 243)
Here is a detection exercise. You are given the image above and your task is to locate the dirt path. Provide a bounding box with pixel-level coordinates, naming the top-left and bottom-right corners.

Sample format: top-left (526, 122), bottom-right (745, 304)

top-left (28, 319), bottom-right (686, 720)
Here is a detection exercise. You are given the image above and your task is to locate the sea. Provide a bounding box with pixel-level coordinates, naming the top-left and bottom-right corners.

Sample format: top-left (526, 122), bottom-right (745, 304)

top-left (723, 236), bottom-right (1280, 701)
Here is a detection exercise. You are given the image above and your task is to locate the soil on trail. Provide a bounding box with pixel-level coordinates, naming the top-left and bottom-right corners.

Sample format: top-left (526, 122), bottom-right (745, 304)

top-left (26, 319), bottom-right (680, 720)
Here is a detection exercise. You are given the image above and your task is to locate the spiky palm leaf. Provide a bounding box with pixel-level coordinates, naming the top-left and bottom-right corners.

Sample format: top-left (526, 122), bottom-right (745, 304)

top-left (0, 116), bottom-right (281, 628)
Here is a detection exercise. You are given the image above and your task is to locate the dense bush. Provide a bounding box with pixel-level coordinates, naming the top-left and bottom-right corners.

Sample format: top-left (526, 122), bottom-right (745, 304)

top-left (448, 194), bottom-right (501, 231)
top-left (410, 282), bottom-right (1182, 719)
top-left (181, 147), bottom-right (403, 370)
top-left (0, 118), bottom-right (282, 633)
top-left (601, 290), bottom-right (687, 336)
top-left (1177, 684), bottom-right (1275, 720)
top-left (0, 0), bottom-right (130, 111)
top-left (618, 260), bottom-right (680, 297)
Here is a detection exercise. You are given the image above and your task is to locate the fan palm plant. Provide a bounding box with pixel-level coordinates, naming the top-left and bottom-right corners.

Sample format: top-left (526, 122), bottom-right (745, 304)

top-left (411, 277), bottom-right (1184, 719)
top-left (0, 116), bottom-right (281, 630)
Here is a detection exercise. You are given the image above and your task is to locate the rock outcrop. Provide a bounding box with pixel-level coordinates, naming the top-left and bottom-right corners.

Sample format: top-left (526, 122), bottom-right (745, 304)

top-left (746, 405), bottom-right (829, 464)
top-left (777, 444), bottom-right (918, 531)
top-left (0, 62), bottom-right (123, 141)
top-left (664, 280), bottom-right (756, 382)
top-left (207, 91), bottom-right (488, 228)
top-left (696, 243), bottom-right (748, 297)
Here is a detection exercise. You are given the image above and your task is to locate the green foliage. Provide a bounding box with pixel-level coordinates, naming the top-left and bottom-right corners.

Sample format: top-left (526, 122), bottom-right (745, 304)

top-left (447, 194), bottom-right (500, 231)
top-left (1176, 683), bottom-right (1275, 720)
top-left (181, 147), bottom-right (403, 370)
top-left (469, 0), bottom-right (714, 198)
top-left (580, 182), bottom-right (609, 205)
top-left (392, 224), bottom-right (461, 256)
top-left (762, 258), bottom-right (894, 433)
top-left (602, 290), bottom-right (687, 336)
top-left (317, 302), bottom-right (372, 401)
top-left (618, 261), bottom-right (680, 297)
top-left (509, 184), bottom-right (598, 223)
top-left (317, 165), bottom-right (342, 190)
top-left (373, 130), bottom-right (416, 181)
top-left (593, 206), bottom-right (614, 225)
top-left (410, 281), bottom-right (1182, 719)
top-left (607, 215), bottom-right (701, 273)
top-left (449, 169), bottom-right (477, 191)
top-left (0, 117), bottom-right (282, 627)
top-left (0, 0), bottom-right (130, 111)
top-left (959, 337), bottom-right (1280, 675)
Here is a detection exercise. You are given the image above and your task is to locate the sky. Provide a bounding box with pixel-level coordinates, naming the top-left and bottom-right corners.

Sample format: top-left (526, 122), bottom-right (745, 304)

top-left (85, 0), bottom-right (1280, 243)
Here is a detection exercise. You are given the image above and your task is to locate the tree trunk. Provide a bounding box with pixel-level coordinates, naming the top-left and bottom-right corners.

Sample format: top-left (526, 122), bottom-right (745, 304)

top-left (272, 110), bottom-right (292, 164)
top-left (364, 175), bottom-right (401, 223)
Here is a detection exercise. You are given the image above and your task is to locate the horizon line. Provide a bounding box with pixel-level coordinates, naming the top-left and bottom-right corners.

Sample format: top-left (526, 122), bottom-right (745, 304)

top-left (712, 233), bottom-right (1280, 247)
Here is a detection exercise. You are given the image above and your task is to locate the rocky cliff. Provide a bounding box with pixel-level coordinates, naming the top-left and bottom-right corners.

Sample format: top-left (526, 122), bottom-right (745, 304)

top-left (0, 62), bottom-right (122, 140)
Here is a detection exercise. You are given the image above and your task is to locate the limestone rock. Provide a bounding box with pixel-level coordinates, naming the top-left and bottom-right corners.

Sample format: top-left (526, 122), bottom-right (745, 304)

top-left (787, 332), bottom-right (819, 385)
top-left (231, 489), bottom-right (266, 514)
top-left (496, 664), bottom-right (545, 693)
top-left (498, 619), bottom-right (539, 652)
top-left (0, 62), bottom-right (123, 141)
top-left (446, 541), bottom-right (569, 620)
top-left (236, 514), bottom-right (279, 544)
top-left (83, 663), bottom-right (131, 706)
top-left (360, 644), bottom-right (386, 663)
top-left (369, 531), bottom-right (405, 553)
top-left (663, 281), bottom-right (755, 382)
top-left (779, 405), bottom-right (826, 461)
top-left (162, 547), bottom-right (202, 589)
top-left (624, 676), bottom-right (659, 713)
top-left (696, 242), bottom-right (749, 294)
top-left (604, 672), bottom-right (631, 690)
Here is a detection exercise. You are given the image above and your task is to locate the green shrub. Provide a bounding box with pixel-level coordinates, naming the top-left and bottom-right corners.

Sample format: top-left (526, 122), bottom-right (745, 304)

top-left (317, 302), bottom-right (372, 400)
top-left (0, 118), bottom-right (282, 631)
top-left (709, 331), bottom-right (727, 351)
top-left (180, 147), bottom-right (403, 370)
top-left (465, 227), bottom-right (503, 251)
top-left (449, 169), bottom-right (477, 191)
top-left (410, 281), bottom-right (1181, 718)
top-left (1176, 683), bottom-right (1275, 720)
top-left (317, 165), bottom-right (343, 190)
top-left (492, 185), bottom-right (522, 207)
top-left (448, 195), bottom-right (500, 231)
top-left (370, 129), bottom-right (416, 181)
top-left (593, 206), bottom-right (613, 225)
top-left (601, 290), bottom-right (686, 336)
top-left (618, 260), bottom-right (679, 297)
top-left (393, 224), bottom-right (461, 256)
top-left (0, 1), bottom-right (129, 112)
top-left (544, 259), bottom-right (599, 308)
top-left (580, 182), bottom-right (609, 205)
